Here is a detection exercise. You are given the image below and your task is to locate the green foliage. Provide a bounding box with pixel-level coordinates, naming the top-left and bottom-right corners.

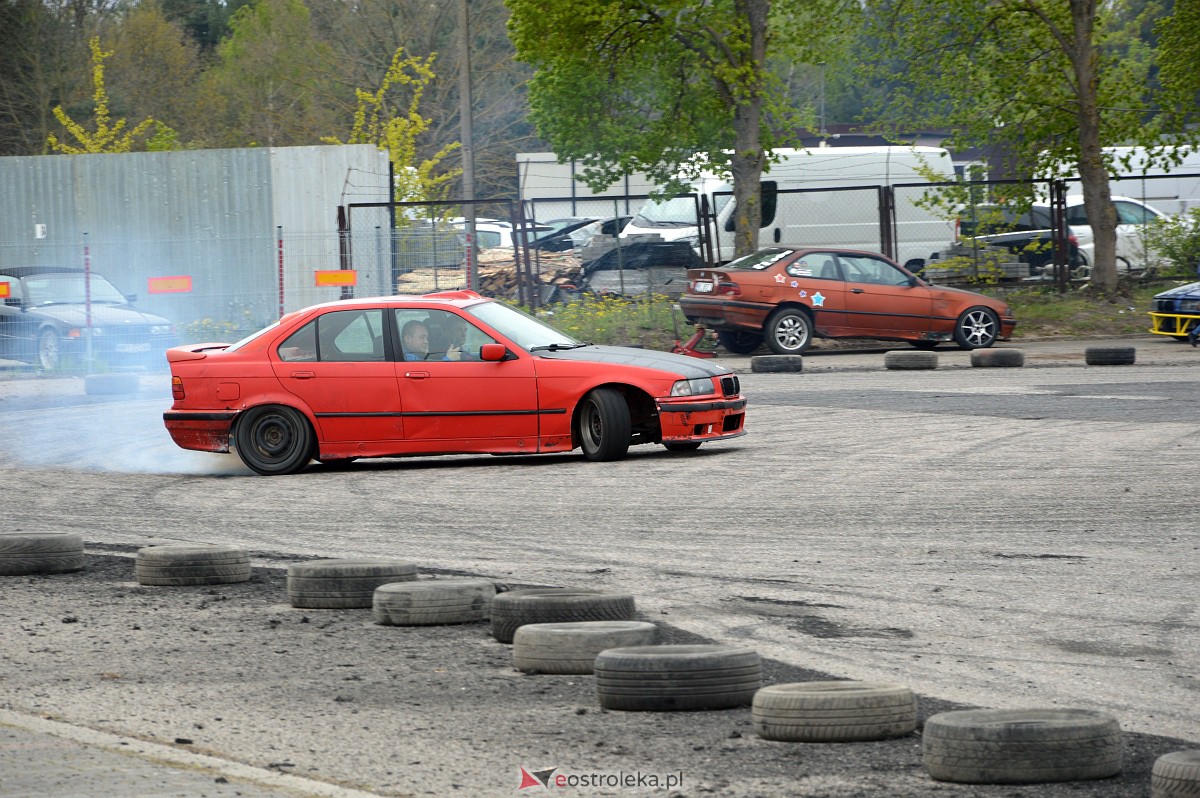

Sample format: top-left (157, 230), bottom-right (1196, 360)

top-left (47, 37), bottom-right (172, 154)
top-left (323, 47), bottom-right (461, 206)
top-left (536, 293), bottom-right (680, 350)
top-left (1142, 209), bottom-right (1200, 278)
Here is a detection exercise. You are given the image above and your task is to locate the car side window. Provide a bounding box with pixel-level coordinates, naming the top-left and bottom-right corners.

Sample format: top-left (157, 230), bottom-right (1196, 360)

top-left (394, 308), bottom-right (495, 362)
top-left (838, 254), bottom-right (911, 286)
top-left (277, 309), bottom-right (385, 362)
top-left (1114, 201), bottom-right (1155, 224)
top-left (786, 254), bottom-right (841, 280)
top-left (1065, 205), bottom-right (1090, 226)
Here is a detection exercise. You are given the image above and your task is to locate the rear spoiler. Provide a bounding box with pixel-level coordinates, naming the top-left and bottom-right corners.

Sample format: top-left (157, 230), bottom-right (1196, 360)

top-left (166, 343), bottom-right (230, 362)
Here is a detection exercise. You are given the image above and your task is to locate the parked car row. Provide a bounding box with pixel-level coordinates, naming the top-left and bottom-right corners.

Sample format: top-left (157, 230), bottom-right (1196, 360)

top-left (0, 266), bottom-right (177, 371)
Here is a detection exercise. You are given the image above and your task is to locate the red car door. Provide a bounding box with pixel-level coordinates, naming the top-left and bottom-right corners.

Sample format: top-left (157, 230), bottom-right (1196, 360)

top-left (393, 308), bottom-right (540, 448)
top-left (835, 253), bottom-right (933, 336)
top-left (273, 308), bottom-right (405, 443)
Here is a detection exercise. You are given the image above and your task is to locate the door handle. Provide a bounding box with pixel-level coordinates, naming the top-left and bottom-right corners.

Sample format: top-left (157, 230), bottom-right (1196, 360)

top-left (851, 288), bottom-right (865, 294)
top-left (405, 371), bottom-right (430, 379)
top-left (290, 371), bottom-right (315, 379)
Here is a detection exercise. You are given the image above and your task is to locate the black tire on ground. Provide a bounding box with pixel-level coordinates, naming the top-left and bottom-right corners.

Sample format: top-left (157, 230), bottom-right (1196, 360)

top-left (576, 388), bottom-right (631, 462)
top-left (953, 306), bottom-right (1001, 349)
top-left (764, 308), bottom-right (813, 355)
top-left (512, 621), bottom-right (659, 674)
top-left (490, 588), bottom-right (636, 643)
top-left (287, 558), bottom-right (418, 609)
top-left (372, 579), bottom-right (495, 625)
top-left (135, 544), bottom-right (251, 586)
top-left (0, 533), bottom-right (86, 576)
top-left (594, 644), bottom-right (762, 712)
top-left (233, 405), bottom-right (314, 475)
top-left (662, 441), bottom-right (701, 452)
top-left (922, 708), bottom-right (1123, 784)
top-left (1085, 346), bottom-right (1136, 366)
top-left (752, 681), bottom-right (918, 742)
top-left (84, 372), bottom-right (142, 395)
top-left (1152, 750), bottom-right (1200, 798)
top-left (717, 330), bottom-right (763, 354)
top-left (751, 354), bottom-right (804, 373)
top-left (884, 350), bottom-right (938, 370)
top-left (970, 348), bottom-right (1025, 368)
top-left (37, 327), bottom-right (60, 371)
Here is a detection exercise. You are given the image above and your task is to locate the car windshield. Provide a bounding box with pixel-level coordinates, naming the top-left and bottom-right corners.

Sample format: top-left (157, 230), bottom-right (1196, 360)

top-left (632, 195), bottom-right (732, 228)
top-left (22, 272), bottom-right (128, 305)
top-left (727, 248), bottom-right (794, 270)
top-left (466, 301), bottom-right (584, 351)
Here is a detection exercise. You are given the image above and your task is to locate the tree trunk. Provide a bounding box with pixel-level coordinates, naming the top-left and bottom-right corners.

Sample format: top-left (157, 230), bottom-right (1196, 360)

top-left (1070, 0), bottom-right (1118, 292)
top-left (728, 0), bottom-right (770, 259)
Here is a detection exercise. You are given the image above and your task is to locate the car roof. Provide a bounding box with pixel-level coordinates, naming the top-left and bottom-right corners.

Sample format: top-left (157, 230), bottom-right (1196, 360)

top-left (298, 291), bottom-right (494, 314)
top-left (0, 266), bottom-right (88, 278)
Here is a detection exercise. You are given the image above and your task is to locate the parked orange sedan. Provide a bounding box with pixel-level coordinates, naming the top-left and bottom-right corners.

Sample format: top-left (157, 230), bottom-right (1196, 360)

top-left (679, 247), bottom-right (1016, 354)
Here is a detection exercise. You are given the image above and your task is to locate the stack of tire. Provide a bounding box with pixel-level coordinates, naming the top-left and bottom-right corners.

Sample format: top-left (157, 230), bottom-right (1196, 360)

top-left (0, 533), bottom-right (85, 576)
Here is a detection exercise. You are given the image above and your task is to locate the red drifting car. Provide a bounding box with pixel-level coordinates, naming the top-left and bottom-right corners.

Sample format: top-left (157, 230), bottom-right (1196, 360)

top-left (163, 291), bottom-right (746, 475)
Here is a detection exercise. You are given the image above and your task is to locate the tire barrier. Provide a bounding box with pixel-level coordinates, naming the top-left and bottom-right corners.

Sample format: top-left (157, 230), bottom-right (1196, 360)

top-left (0, 533), bottom-right (86, 576)
top-left (594, 644), bottom-right (761, 712)
top-left (970, 348), bottom-right (1025, 368)
top-left (750, 355), bottom-right (804, 373)
top-left (136, 544), bottom-right (251, 586)
top-left (884, 351), bottom-right (938, 370)
top-left (1085, 346), bottom-right (1136, 366)
top-left (490, 588), bottom-right (636, 643)
top-left (1152, 750), bottom-right (1200, 798)
top-left (922, 708), bottom-right (1122, 784)
top-left (287, 558), bottom-right (418, 609)
top-left (512, 621), bottom-right (658, 674)
top-left (752, 681), bottom-right (918, 742)
top-left (372, 579), bottom-right (495, 626)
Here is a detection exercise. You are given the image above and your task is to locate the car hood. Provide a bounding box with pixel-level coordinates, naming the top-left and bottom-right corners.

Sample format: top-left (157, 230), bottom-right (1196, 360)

top-left (926, 284), bottom-right (1009, 310)
top-left (536, 345), bottom-right (733, 379)
top-left (1154, 281), bottom-right (1200, 299)
top-left (28, 303), bottom-right (171, 327)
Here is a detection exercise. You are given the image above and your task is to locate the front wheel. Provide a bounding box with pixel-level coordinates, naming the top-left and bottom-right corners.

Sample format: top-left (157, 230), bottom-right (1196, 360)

top-left (953, 307), bottom-right (1000, 350)
top-left (576, 388), bottom-right (631, 462)
top-left (37, 328), bottom-right (61, 371)
top-left (717, 330), bottom-right (763, 354)
top-left (234, 405), bottom-right (314, 475)
top-left (765, 308), bottom-right (813, 355)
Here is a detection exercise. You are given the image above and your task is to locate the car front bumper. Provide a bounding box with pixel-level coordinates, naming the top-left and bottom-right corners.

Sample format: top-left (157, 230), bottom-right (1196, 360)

top-left (656, 396), bottom-right (747, 444)
top-left (1149, 311), bottom-right (1200, 337)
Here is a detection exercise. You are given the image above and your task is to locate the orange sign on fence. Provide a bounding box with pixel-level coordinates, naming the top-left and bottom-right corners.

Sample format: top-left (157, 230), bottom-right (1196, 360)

top-left (0, 282), bottom-right (9, 298)
top-left (148, 275), bottom-right (193, 294)
top-left (315, 270), bottom-right (357, 287)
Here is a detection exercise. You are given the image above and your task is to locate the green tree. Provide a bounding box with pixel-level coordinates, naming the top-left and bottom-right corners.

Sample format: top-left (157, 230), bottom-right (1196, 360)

top-left (205, 0), bottom-right (337, 147)
top-left (47, 36), bottom-right (172, 153)
top-left (324, 47), bottom-right (461, 205)
top-left (508, 0), bottom-right (838, 257)
top-left (860, 0), bottom-right (1198, 294)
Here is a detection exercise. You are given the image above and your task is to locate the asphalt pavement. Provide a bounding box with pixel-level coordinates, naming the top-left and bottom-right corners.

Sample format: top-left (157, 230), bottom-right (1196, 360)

top-left (0, 333), bottom-right (1195, 798)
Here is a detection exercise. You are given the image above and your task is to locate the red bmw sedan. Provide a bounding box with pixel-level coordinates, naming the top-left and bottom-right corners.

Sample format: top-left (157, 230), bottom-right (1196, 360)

top-left (163, 291), bottom-right (746, 475)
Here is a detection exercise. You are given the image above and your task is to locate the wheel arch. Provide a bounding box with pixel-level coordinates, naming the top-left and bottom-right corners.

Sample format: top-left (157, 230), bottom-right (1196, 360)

top-left (569, 382), bottom-right (656, 446)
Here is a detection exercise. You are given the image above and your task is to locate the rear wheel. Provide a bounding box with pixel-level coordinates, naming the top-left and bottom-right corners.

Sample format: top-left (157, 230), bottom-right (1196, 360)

top-left (765, 308), bottom-right (813, 355)
top-left (577, 388), bottom-right (631, 461)
top-left (953, 307), bottom-right (1000, 349)
top-left (234, 405), bottom-right (314, 475)
top-left (716, 330), bottom-right (762, 354)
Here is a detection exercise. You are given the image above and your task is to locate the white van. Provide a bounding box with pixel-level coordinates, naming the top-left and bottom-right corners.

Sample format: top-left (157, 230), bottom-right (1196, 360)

top-left (620, 146), bottom-right (957, 266)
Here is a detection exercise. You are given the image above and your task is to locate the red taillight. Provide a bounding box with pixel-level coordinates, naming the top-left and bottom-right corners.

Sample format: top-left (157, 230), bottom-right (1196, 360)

top-left (1068, 234), bottom-right (1078, 245)
top-left (715, 281), bottom-right (741, 296)
top-left (171, 376), bottom-right (184, 400)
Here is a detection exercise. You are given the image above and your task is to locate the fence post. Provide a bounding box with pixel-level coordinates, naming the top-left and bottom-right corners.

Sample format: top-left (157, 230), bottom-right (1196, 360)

top-left (1050, 180), bottom-right (1069, 293)
top-left (83, 231), bottom-right (93, 372)
top-left (276, 225), bottom-right (285, 318)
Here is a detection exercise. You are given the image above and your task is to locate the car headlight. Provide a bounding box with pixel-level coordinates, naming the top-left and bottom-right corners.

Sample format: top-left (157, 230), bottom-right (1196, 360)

top-left (151, 325), bottom-right (173, 335)
top-left (670, 377), bottom-right (714, 396)
top-left (1179, 300), bottom-right (1200, 312)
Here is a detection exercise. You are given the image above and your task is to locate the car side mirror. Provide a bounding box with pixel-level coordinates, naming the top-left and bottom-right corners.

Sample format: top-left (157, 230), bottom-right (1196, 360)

top-left (479, 343), bottom-right (507, 361)
top-left (124, 293), bottom-right (138, 303)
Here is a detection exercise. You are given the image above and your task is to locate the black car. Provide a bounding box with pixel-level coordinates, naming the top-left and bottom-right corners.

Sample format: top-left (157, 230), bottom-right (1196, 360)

top-left (0, 267), bottom-right (177, 371)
